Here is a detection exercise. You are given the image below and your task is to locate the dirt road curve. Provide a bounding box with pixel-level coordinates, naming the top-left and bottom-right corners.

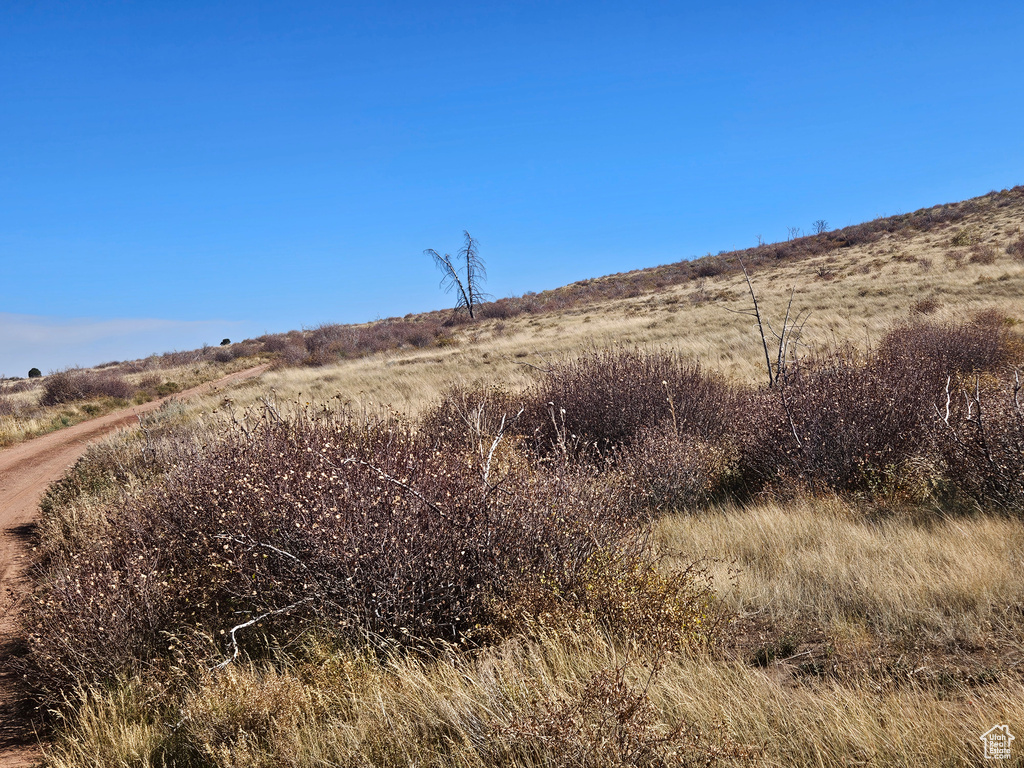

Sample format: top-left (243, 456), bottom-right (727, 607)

top-left (0, 364), bottom-right (269, 767)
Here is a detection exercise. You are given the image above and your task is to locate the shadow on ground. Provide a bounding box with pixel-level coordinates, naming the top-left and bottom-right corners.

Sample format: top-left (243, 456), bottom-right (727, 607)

top-left (0, 634), bottom-right (39, 752)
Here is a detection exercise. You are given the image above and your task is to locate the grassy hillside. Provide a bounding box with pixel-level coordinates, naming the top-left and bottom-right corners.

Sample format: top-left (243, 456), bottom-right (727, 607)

top-left (5, 185), bottom-right (1022, 432)
top-left (11, 186), bottom-right (1024, 767)
top-left (160, 184), bottom-right (1024, 419)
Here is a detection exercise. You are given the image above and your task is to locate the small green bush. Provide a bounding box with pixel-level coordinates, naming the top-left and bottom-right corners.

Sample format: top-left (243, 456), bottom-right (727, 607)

top-left (28, 367), bottom-right (42, 378)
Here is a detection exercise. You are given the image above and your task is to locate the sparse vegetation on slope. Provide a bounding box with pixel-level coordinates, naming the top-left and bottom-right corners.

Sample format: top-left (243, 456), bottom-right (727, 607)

top-left (0, 355), bottom-right (267, 447)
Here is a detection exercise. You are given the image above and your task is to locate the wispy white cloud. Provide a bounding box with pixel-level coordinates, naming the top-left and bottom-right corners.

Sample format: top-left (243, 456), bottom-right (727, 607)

top-left (0, 313), bottom-right (241, 378)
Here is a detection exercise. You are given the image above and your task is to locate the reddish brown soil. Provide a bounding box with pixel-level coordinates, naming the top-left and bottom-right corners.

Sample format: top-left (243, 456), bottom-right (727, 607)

top-left (0, 365), bottom-right (269, 767)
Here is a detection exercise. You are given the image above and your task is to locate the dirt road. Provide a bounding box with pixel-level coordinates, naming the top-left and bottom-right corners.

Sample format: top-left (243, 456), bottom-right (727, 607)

top-left (0, 364), bottom-right (269, 767)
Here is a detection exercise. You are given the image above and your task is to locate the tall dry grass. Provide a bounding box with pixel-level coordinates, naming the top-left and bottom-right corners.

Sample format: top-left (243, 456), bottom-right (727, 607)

top-left (41, 626), bottom-right (1023, 768)
top-left (658, 498), bottom-right (1024, 650)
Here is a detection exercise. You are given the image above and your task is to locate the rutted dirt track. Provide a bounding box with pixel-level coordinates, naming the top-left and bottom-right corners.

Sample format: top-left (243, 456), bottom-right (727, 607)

top-left (0, 365), bottom-right (269, 767)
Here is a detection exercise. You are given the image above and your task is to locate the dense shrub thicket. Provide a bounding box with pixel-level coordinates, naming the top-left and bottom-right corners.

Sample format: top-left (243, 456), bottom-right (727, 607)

top-left (22, 314), bottom-right (1024, 718)
top-left (426, 350), bottom-right (744, 515)
top-left (737, 316), bottom-right (1020, 500)
top-left (40, 368), bottom-right (135, 405)
top-left (25, 402), bottom-right (718, 709)
top-left (517, 350), bottom-right (738, 456)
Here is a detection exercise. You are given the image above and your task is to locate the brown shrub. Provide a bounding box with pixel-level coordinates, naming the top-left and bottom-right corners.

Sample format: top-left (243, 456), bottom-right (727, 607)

top-left (969, 244), bottom-right (997, 264)
top-left (40, 369), bottom-right (135, 406)
top-left (910, 297), bottom-right (941, 315)
top-left (934, 372), bottom-right (1024, 511)
top-left (0, 378), bottom-right (36, 394)
top-left (514, 349), bottom-right (739, 461)
top-left (259, 332), bottom-right (300, 354)
top-left (736, 316), bottom-right (1019, 496)
top-left (25, 403), bottom-right (718, 710)
top-left (1007, 235), bottom-right (1024, 260)
top-left (612, 424), bottom-right (738, 515)
top-left (497, 665), bottom-right (757, 767)
top-left (733, 350), bottom-right (937, 495)
top-left (877, 313), bottom-right (1016, 374)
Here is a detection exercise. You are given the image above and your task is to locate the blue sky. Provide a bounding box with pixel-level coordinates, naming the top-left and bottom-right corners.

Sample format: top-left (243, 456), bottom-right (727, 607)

top-left (2, 1), bottom-right (1023, 376)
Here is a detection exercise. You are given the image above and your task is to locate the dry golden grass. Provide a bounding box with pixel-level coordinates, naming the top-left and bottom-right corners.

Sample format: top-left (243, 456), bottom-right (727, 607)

top-left (43, 626), bottom-right (1024, 768)
top-left (658, 498), bottom-right (1024, 651)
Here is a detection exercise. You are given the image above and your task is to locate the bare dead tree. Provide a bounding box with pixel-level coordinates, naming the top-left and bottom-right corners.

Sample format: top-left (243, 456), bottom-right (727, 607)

top-left (725, 259), bottom-right (810, 388)
top-left (425, 231), bottom-right (490, 318)
top-left (813, 219), bottom-right (829, 235)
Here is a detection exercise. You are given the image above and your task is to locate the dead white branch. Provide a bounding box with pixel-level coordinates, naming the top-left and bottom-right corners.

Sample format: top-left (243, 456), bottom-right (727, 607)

top-left (213, 534), bottom-right (308, 568)
top-left (211, 596), bottom-right (314, 671)
top-left (483, 407), bottom-right (524, 487)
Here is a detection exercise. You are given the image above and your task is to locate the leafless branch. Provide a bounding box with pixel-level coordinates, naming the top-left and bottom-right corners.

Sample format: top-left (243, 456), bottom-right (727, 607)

top-left (213, 534), bottom-right (308, 568)
top-left (1012, 369), bottom-right (1022, 421)
top-left (326, 456), bottom-right (447, 517)
top-left (426, 248), bottom-right (473, 314)
top-left (426, 231), bottom-right (489, 319)
top-left (137, 414), bottom-right (155, 461)
top-left (483, 407), bottom-right (524, 487)
top-left (505, 354), bottom-right (557, 375)
top-left (261, 393), bottom-right (285, 424)
top-left (211, 597), bottom-right (314, 670)
top-left (737, 259), bottom-right (776, 388)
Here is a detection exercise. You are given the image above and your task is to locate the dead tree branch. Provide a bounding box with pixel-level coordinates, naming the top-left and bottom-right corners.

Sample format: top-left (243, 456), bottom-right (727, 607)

top-left (211, 597), bottom-right (314, 671)
top-left (483, 407), bottom-right (524, 487)
top-left (326, 456), bottom-right (447, 517)
top-left (726, 260), bottom-right (810, 388)
top-left (426, 231), bottom-right (490, 318)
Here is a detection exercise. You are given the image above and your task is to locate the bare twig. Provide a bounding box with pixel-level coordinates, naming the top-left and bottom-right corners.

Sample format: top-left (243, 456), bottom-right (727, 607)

top-left (213, 534), bottom-right (308, 568)
top-left (506, 356), bottom-right (557, 375)
top-left (483, 407), bottom-right (524, 487)
top-left (224, 398), bottom-right (251, 439)
top-left (737, 260), bottom-right (776, 387)
top-left (548, 402), bottom-right (569, 457)
top-left (262, 393), bottom-right (285, 424)
top-left (326, 456), bottom-right (447, 517)
top-left (779, 381), bottom-right (803, 450)
top-left (211, 597), bottom-right (314, 670)
top-left (1012, 369), bottom-right (1022, 421)
top-left (137, 414), bottom-right (155, 462)
top-left (663, 381), bottom-right (678, 435)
